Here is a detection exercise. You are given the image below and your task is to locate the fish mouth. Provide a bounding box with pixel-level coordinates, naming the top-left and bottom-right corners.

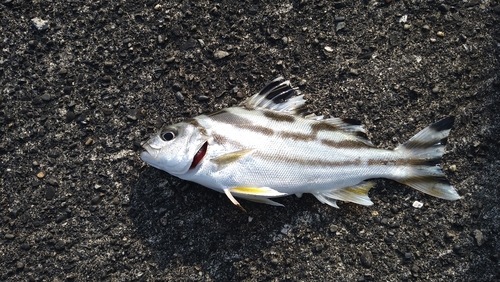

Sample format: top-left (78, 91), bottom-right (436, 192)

top-left (140, 143), bottom-right (160, 161)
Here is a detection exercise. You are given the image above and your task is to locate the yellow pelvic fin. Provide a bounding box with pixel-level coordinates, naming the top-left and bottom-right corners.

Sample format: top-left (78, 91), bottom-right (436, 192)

top-left (224, 187), bottom-right (287, 211)
top-left (229, 186), bottom-right (287, 197)
top-left (224, 189), bottom-right (247, 213)
top-left (211, 149), bottom-right (255, 168)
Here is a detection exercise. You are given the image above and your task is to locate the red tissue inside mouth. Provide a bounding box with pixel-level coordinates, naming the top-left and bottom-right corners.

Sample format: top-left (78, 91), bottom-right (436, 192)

top-left (190, 142), bottom-right (208, 169)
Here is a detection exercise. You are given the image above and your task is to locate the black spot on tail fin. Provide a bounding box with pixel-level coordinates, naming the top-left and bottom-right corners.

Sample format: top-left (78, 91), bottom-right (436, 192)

top-left (398, 116), bottom-right (455, 151)
top-left (430, 116), bottom-right (455, 132)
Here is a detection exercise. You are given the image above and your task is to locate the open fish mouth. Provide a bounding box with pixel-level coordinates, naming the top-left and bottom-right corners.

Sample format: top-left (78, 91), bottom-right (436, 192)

top-left (140, 143), bottom-right (160, 161)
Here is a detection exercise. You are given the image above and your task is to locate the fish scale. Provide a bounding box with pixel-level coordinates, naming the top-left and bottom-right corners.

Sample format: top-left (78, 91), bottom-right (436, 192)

top-left (141, 77), bottom-right (460, 211)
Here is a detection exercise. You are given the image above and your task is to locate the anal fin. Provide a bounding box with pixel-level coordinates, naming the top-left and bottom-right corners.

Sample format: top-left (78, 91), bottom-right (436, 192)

top-left (313, 181), bottom-right (375, 208)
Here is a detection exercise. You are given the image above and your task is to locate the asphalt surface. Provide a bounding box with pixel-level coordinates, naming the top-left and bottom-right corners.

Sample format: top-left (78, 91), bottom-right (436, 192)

top-left (1, 1), bottom-right (499, 281)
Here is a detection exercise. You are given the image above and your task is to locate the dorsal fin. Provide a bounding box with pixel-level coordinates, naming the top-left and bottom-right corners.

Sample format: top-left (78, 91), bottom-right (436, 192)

top-left (322, 117), bottom-right (372, 145)
top-left (242, 77), bottom-right (307, 115)
top-left (242, 78), bottom-right (373, 146)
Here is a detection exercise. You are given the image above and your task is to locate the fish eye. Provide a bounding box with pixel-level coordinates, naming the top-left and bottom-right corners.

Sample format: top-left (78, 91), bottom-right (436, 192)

top-left (161, 129), bottom-right (177, 141)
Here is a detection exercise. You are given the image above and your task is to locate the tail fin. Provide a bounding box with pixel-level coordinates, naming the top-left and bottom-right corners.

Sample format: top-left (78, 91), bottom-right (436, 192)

top-left (393, 117), bottom-right (460, 200)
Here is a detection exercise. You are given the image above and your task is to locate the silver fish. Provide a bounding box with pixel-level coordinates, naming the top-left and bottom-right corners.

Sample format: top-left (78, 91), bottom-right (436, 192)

top-left (140, 77), bottom-right (460, 211)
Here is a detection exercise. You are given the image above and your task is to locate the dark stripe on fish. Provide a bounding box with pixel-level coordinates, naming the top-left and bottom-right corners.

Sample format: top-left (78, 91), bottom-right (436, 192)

top-left (366, 158), bottom-right (441, 166)
top-left (207, 109), bottom-right (229, 117)
top-left (280, 131), bottom-right (314, 142)
top-left (311, 122), bottom-right (343, 134)
top-left (187, 119), bottom-right (208, 136)
top-left (263, 110), bottom-right (296, 123)
top-left (321, 139), bottom-right (374, 149)
top-left (256, 152), bottom-right (364, 167)
top-left (209, 109), bottom-right (275, 136)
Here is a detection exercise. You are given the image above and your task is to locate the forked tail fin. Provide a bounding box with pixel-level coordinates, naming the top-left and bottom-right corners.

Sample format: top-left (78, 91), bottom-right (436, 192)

top-left (393, 117), bottom-right (460, 200)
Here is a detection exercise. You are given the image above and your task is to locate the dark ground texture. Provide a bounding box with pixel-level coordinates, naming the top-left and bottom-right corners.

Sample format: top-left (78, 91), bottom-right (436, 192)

top-left (1, 1), bottom-right (500, 281)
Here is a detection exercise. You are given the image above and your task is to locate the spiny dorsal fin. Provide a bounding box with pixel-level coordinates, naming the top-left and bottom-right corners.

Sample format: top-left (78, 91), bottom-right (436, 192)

top-left (242, 77), bottom-right (308, 115)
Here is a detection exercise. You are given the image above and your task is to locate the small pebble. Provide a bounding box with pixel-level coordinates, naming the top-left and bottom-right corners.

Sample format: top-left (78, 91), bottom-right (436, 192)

top-left (31, 17), bottom-right (49, 31)
top-left (437, 31), bottom-right (445, 37)
top-left (174, 92), bottom-right (185, 102)
top-left (127, 109), bottom-right (139, 121)
top-left (45, 186), bottom-right (56, 200)
top-left (412, 201), bottom-right (423, 208)
top-left (37, 171), bottom-right (45, 179)
top-left (65, 111), bottom-right (76, 122)
top-left (47, 177), bottom-right (59, 186)
top-left (41, 94), bottom-right (51, 101)
top-left (404, 24), bottom-right (411, 30)
top-left (85, 138), bottom-right (93, 146)
top-left (198, 95), bottom-right (209, 101)
top-left (348, 68), bottom-right (359, 76)
top-left (91, 195), bottom-right (102, 205)
top-left (449, 164), bottom-right (457, 172)
top-left (5, 233), bottom-right (15, 239)
top-left (360, 250), bottom-right (373, 268)
top-left (445, 231), bottom-right (455, 239)
top-left (335, 21), bottom-right (345, 32)
top-left (324, 46), bottom-right (333, 52)
top-left (214, 50), bottom-right (230, 59)
top-left (422, 24), bottom-right (430, 31)
top-left (157, 35), bottom-right (165, 44)
top-left (432, 86), bottom-right (440, 93)
top-left (16, 262), bottom-right (24, 270)
top-left (404, 252), bottom-right (412, 260)
top-left (102, 108), bottom-right (113, 116)
top-left (473, 230), bottom-right (485, 246)
top-left (172, 82), bottom-right (182, 91)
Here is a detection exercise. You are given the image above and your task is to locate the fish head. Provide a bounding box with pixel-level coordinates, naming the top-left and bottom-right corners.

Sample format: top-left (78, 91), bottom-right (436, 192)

top-left (140, 121), bottom-right (208, 175)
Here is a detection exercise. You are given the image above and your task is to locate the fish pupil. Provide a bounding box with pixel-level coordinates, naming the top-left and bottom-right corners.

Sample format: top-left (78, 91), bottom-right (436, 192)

top-left (162, 131), bottom-right (175, 141)
top-left (190, 142), bottom-right (208, 169)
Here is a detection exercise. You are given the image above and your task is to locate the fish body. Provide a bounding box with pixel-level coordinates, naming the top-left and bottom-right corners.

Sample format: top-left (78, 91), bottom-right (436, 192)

top-left (141, 77), bottom-right (460, 210)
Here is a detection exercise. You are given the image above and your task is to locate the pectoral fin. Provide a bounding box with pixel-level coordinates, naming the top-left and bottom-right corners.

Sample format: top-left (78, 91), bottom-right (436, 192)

top-left (313, 181), bottom-right (375, 208)
top-left (211, 149), bottom-right (255, 168)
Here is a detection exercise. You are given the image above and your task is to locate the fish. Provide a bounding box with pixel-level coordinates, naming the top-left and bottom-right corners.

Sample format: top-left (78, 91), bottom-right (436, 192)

top-left (140, 77), bottom-right (460, 211)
